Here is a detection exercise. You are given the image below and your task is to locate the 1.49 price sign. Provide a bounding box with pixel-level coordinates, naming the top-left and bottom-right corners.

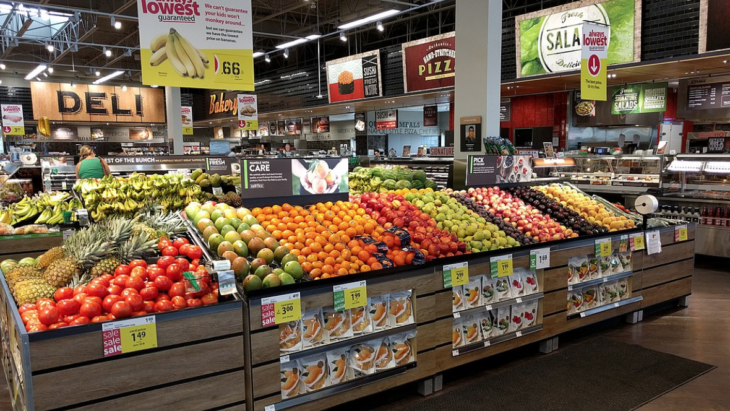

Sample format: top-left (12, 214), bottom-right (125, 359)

top-left (102, 316), bottom-right (158, 357)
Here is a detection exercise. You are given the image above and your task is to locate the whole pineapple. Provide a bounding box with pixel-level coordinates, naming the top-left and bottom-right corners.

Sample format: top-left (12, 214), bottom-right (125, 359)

top-left (132, 222), bottom-right (159, 241)
top-left (14, 279), bottom-right (56, 306)
top-left (37, 246), bottom-right (65, 269)
top-left (89, 256), bottom-right (120, 278)
top-left (5, 265), bottom-right (43, 290)
top-left (43, 256), bottom-right (80, 288)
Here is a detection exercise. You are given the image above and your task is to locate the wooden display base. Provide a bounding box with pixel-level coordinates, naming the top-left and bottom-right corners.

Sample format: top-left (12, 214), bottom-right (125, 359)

top-left (0, 233), bottom-right (63, 261)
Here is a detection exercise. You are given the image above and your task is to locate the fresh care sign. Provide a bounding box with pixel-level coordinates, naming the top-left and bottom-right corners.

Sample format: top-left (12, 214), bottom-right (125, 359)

top-left (137, 0), bottom-right (254, 90)
top-left (516, 0), bottom-right (637, 78)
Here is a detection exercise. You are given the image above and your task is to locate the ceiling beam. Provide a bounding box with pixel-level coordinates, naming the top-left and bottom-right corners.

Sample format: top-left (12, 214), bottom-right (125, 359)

top-left (253, 1), bottom-right (311, 25)
top-left (51, 25), bottom-right (98, 65)
top-left (113, 0), bottom-right (136, 15)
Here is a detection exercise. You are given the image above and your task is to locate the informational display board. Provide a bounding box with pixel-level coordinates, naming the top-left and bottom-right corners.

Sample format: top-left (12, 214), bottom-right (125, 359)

top-left (181, 106), bottom-right (193, 135)
top-left (326, 50), bottom-right (382, 103)
top-left (580, 22), bottom-right (609, 101)
top-left (465, 155), bottom-right (533, 186)
top-left (423, 106), bottom-right (438, 127)
top-left (611, 83), bottom-right (668, 114)
top-left (312, 117), bottom-right (330, 133)
top-left (1, 104), bottom-right (25, 135)
top-left (241, 158), bottom-right (349, 202)
top-left (375, 110), bottom-right (397, 130)
top-left (687, 82), bottom-right (730, 110)
top-left (401, 32), bottom-right (455, 93)
top-left (137, 0), bottom-right (254, 90)
top-left (460, 116), bottom-right (482, 153)
top-left (515, 0), bottom-right (639, 77)
top-left (500, 99), bottom-right (511, 122)
top-left (237, 94), bottom-right (258, 131)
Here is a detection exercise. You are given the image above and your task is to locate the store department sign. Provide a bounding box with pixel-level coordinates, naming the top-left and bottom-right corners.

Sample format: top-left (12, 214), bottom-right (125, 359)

top-left (30, 82), bottom-right (165, 123)
top-left (515, 0), bottom-right (640, 78)
top-left (401, 32), bottom-right (455, 93)
top-left (326, 50), bottom-right (382, 103)
top-left (137, 0), bottom-right (254, 90)
top-left (236, 94), bottom-right (258, 131)
top-left (580, 22), bottom-right (609, 101)
top-left (375, 110), bottom-right (398, 130)
top-left (206, 90), bottom-right (238, 119)
top-left (1, 104), bottom-right (25, 135)
top-left (611, 83), bottom-right (667, 114)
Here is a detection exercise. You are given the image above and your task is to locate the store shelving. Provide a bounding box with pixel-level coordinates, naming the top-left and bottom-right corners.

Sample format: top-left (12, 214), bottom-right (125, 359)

top-left (453, 292), bottom-right (543, 318)
top-left (451, 324), bottom-right (544, 356)
top-left (570, 296), bottom-right (644, 319)
top-left (567, 271), bottom-right (634, 291)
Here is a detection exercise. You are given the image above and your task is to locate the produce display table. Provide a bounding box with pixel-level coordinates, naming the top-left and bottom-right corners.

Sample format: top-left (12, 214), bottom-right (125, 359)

top-left (0, 234), bottom-right (63, 261)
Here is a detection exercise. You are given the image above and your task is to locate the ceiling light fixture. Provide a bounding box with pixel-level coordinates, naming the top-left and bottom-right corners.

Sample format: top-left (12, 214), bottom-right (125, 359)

top-left (306, 32), bottom-right (322, 40)
top-left (36, 77), bottom-right (41, 81)
top-left (104, 47), bottom-right (112, 57)
top-left (111, 17), bottom-right (121, 29)
top-left (283, 48), bottom-right (289, 58)
top-left (265, 54), bottom-right (271, 63)
top-left (252, 50), bottom-right (265, 58)
top-left (95, 70), bottom-right (101, 76)
top-left (151, 85), bottom-right (158, 88)
top-left (340, 32), bottom-right (347, 42)
top-left (122, 85), bottom-right (127, 91)
top-left (0, 63), bottom-right (5, 70)
top-left (46, 44), bottom-right (54, 52)
top-left (93, 70), bottom-right (124, 84)
top-left (25, 64), bottom-right (47, 80)
top-left (338, 9), bottom-right (399, 30)
top-left (376, 21), bottom-right (384, 31)
top-left (276, 38), bottom-right (307, 49)
top-left (42, 72), bottom-right (47, 77)
top-left (47, 67), bottom-right (53, 73)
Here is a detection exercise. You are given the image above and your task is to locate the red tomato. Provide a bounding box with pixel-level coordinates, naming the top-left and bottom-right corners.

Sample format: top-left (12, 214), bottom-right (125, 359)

top-left (147, 266), bottom-right (165, 281)
top-left (73, 285), bottom-right (87, 295)
top-left (38, 307), bottom-right (59, 326)
top-left (73, 293), bottom-right (88, 305)
top-left (49, 322), bottom-right (68, 329)
top-left (173, 237), bottom-right (190, 248)
top-left (56, 299), bottom-right (80, 316)
top-left (125, 276), bottom-right (145, 291)
top-left (171, 296), bottom-right (187, 309)
top-left (143, 301), bottom-right (156, 313)
top-left (86, 283), bottom-right (108, 299)
top-left (18, 303), bottom-right (37, 314)
top-left (91, 316), bottom-right (109, 323)
top-left (155, 294), bottom-right (171, 302)
top-left (54, 287), bottom-right (74, 302)
top-left (169, 282), bottom-right (186, 298)
top-left (62, 314), bottom-right (78, 324)
top-left (84, 296), bottom-right (103, 307)
top-left (36, 298), bottom-right (56, 310)
top-left (129, 259), bottom-right (148, 269)
top-left (107, 313), bottom-right (117, 321)
top-left (131, 310), bottom-right (147, 317)
top-left (79, 302), bottom-right (101, 318)
top-left (107, 284), bottom-right (123, 296)
top-left (103, 295), bottom-right (125, 313)
top-left (125, 293), bottom-right (144, 311)
top-left (179, 243), bottom-right (192, 257)
top-left (121, 288), bottom-right (139, 298)
top-left (162, 246), bottom-right (179, 257)
top-left (157, 256), bottom-right (175, 270)
top-left (186, 298), bottom-right (203, 308)
top-left (113, 275), bottom-right (130, 288)
top-left (154, 275), bottom-right (173, 292)
top-left (175, 258), bottom-right (190, 272)
top-left (69, 317), bottom-right (90, 326)
top-left (166, 263), bottom-right (183, 281)
top-left (111, 301), bottom-right (132, 319)
top-left (201, 293), bottom-right (218, 305)
top-left (139, 286), bottom-right (159, 301)
top-left (114, 265), bottom-right (131, 277)
top-left (130, 266), bottom-right (148, 280)
top-left (186, 245), bottom-right (203, 260)
top-left (99, 274), bottom-right (114, 285)
top-left (26, 323), bottom-right (48, 332)
top-left (155, 300), bottom-right (174, 312)
top-left (158, 237), bottom-right (172, 250)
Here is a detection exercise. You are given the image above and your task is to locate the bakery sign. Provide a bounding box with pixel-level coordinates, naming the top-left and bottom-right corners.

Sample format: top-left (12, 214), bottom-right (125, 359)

top-left (515, 0), bottom-right (640, 77)
top-left (401, 32), bottom-right (455, 93)
top-left (207, 90), bottom-right (238, 119)
top-left (30, 82), bottom-right (165, 123)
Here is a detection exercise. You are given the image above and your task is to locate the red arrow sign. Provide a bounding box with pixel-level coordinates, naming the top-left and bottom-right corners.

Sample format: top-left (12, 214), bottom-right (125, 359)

top-left (238, 120), bottom-right (246, 128)
top-left (588, 54), bottom-right (601, 76)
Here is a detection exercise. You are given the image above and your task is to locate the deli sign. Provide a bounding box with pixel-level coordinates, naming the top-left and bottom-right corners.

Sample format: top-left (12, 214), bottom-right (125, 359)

top-left (30, 82), bottom-right (165, 123)
top-left (401, 32), bottom-right (455, 93)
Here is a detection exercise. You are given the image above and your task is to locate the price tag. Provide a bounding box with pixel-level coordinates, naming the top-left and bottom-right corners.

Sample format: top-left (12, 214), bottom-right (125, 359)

top-left (516, 331), bottom-right (523, 338)
top-left (61, 181), bottom-right (67, 190)
top-left (280, 355), bottom-right (290, 364)
top-left (614, 302), bottom-right (620, 308)
top-left (619, 235), bottom-right (628, 253)
top-left (443, 262), bottom-right (468, 288)
top-left (529, 248), bottom-right (550, 270)
top-left (261, 293), bottom-right (301, 327)
top-left (485, 305), bottom-right (492, 311)
top-left (62, 229), bottom-right (75, 240)
top-left (212, 260), bottom-right (231, 271)
top-left (646, 230), bottom-right (662, 255)
top-left (595, 239), bottom-right (611, 257)
top-left (212, 187), bottom-right (223, 196)
top-left (675, 225), bottom-right (688, 242)
top-left (490, 255), bottom-right (513, 278)
top-left (580, 312), bottom-right (586, 318)
top-left (265, 405), bottom-right (275, 411)
top-left (484, 340), bottom-right (491, 348)
top-left (452, 349), bottom-right (459, 357)
top-left (102, 316), bottom-right (157, 357)
top-left (516, 297), bottom-right (523, 304)
top-left (217, 270), bottom-right (236, 296)
top-left (333, 281), bottom-right (367, 311)
top-left (630, 232), bottom-right (645, 251)
top-left (77, 209), bottom-right (89, 226)
top-left (453, 312), bottom-right (461, 319)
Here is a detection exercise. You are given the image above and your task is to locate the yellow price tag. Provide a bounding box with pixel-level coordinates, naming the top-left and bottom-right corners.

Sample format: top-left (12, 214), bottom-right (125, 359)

top-left (214, 52), bottom-right (251, 84)
top-left (344, 285), bottom-right (367, 310)
top-left (262, 293), bottom-right (301, 327)
top-left (677, 226), bottom-right (688, 242)
top-left (490, 255), bottom-right (513, 278)
top-left (633, 235), bottom-right (645, 250)
top-left (443, 262), bottom-right (468, 287)
top-left (119, 322), bottom-right (158, 353)
top-left (600, 241), bottom-right (611, 257)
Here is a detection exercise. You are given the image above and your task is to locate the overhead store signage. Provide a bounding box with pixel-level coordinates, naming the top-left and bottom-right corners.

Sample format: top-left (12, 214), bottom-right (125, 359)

top-left (516, 0), bottom-right (639, 78)
top-left (611, 83), bottom-right (668, 114)
top-left (241, 158), bottom-right (349, 201)
top-left (137, 0), bottom-right (254, 90)
top-left (30, 82), bottom-right (165, 123)
top-left (326, 50), bottom-right (382, 103)
top-left (1, 104), bottom-right (25, 135)
top-left (206, 90), bottom-right (238, 119)
top-left (580, 22), bottom-right (609, 101)
top-left (236, 94), bottom-right (258, 131)
top-left (181, 106), bottom-right (193, 135)
top-left (687, 81), bottom-right (730, 110)
top-left (500, 98), bottom-right (511, 122)
top-left (312, 117), bottom-right (330, 133)
top-left (401, 32), bottom-right (455, 93)
top-left (375, 109), bottom-right (398, 130)
top-left (423, 105), bottom-right (438, 127)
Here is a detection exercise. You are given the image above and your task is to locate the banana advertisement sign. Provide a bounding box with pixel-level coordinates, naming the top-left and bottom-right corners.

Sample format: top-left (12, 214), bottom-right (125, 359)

top-left (137, 0), bottom-right (254, 90)
top-left (1, 105), bottom-right (25, 136)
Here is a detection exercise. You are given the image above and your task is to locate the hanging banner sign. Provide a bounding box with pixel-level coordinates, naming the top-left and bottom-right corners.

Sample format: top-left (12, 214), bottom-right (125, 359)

top-left (137, 0), bottom-right (254, 90)
top-left (1, 105), bottom-right (25, 135)
top-left (401, 32), bottom-right (455, 93)
top-left (611, 83), bottom-right (667, 114)
top-left (375, 109), bottom-right (398, 130)
top-left (580, 22), bottom-right (609, 101)
top-left (181, 106), bottom-right (193, 135)
top-left (326, 50), bottom-right (382, 103)
top-left (423, 105), bottom-right (438, 127)
top-left (236, 94), bottom-right (258, 131)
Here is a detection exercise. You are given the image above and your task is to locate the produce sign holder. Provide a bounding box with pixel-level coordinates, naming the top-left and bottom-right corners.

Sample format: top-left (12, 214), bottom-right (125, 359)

top-left (0, 233), bottom-right (63, 262)
top-left (570, 296), bottom-right (644, 320)
top-left (452, 324), bottom-right (544, 357)
top-left (453, 292), bottom-right (544, 319)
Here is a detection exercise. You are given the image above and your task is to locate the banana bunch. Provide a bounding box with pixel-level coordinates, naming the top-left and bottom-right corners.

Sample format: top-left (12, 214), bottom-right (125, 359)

top-left (0, 192), bottom-right (71, 225)
top-left (37, 116), bottom-right (51, 138)
top-left (149, 29), bottom-right (209, 78)
top-left (34, 198), bottom-right (83, 225)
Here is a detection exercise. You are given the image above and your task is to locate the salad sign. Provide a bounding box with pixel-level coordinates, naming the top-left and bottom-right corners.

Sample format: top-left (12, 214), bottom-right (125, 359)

top-left (675, 225), bottom-right (688, 242)
top-left (443, 262), bottom-right (468, 288)
top-left (261, 293), bottom-right (301, 327)
top-left (529, 248), bottom-right (550, 270)
top-left (595, 238), bottom-right (611, 257)
top-left (611, 83), bottom-right (668, 114)
top-left (490, 255), bottom-right (513, 278)
top-left (102, 316), bottom-right (157, 357)
top-left (630, 232), bottom-right (645, 251)
top-left (333, 281), bottom-right (367, 311)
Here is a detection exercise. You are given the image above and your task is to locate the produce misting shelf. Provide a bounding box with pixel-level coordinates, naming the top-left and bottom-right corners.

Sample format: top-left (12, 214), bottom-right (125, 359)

top-left (453, 292), bottom-right (544, 319)
top-left (568, 271), bottom-right (635, 291)
top-left (451, 324), bottom-right (544, 357)
top-left (569, 296), bottom-right (644, 320)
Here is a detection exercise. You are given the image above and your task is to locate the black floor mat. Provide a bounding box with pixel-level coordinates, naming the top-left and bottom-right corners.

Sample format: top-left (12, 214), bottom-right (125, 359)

top-left (398, 338), bottom-right (715, 411)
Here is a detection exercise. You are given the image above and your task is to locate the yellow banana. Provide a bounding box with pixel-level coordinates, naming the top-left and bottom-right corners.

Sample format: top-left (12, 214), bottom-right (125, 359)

top-left (171, 31), bottom-right (196, 77)
top-left (149, 46), bottom-right (168, 66)
top-left (165, 32), bottom-right (188, 76)
top-left (197, 49), bottom-right (209, 65)
top-left (174, 33), bottom-right (205, 78)
top-left (150, 34), bottom-right (167, 53)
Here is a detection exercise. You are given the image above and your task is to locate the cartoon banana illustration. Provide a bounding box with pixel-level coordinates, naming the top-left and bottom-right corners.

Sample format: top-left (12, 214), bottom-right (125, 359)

top-left (174, 31), bottom-right (205, 78)
top-left (165, 31), bottom-right (189, 76)
top-left (149, 46), bottom-right (168, 66)
top-left (150, 34), bottom-right (167, 52)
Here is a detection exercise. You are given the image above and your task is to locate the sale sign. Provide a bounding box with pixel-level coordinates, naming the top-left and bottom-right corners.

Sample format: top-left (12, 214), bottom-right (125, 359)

top-left (237, 94), bottom-right (258, 131)
top-left (137, 0), bottom-right (254, 90)
top-left (401, 32), bottom-right (455, 93)
top-left (1, 105), bottom-right (25, 135)
top-left (581, 22), bottom-right (609, 101)
top-left (181, 106), bottom-right (193, 135)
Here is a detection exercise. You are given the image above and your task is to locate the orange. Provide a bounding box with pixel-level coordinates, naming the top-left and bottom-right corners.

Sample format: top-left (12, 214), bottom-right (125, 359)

top-left (335, 243), bottom-right (346, 252)
top-left (321, 273), bottom-right (331, 279)
top-left (329, 250), bottom-right (340, 259)
top-left (298, 255), bottom-right (306, 264)
top-left (282, 203), bottom-right (293, 212)
top-left (306, 254), bottom-right (317, 263)
top-left (394, 254), bottom-right (406, 266)
top-left (272, 230), bottom-right (283, 240)
top-left (323, 265), bottom-right (334, 274)
top-left (371, 262), bottom-right (383, 270)
top-left (340, 234), bottom-right (351, 244)
top-left (312, 261), bottom-right (323, 269)
top-left (310, 268), bottom-right (322, 278)
top-left (302, 262), bottom-right (313, 273)
top-left (301, 247), bottom-right (312, 256)
top-left (317, 252), bottom-right (328, 261)
top-left (360, 265), bottom-right (371, 272)
top-left (324, 257), bottom-right (336, 266)
top-left (324, 244), bottom-right (335, 253)
top-left (337, 268), bottom-right (348, 276)
top-left (341, 249), bottom-right (351, 260)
